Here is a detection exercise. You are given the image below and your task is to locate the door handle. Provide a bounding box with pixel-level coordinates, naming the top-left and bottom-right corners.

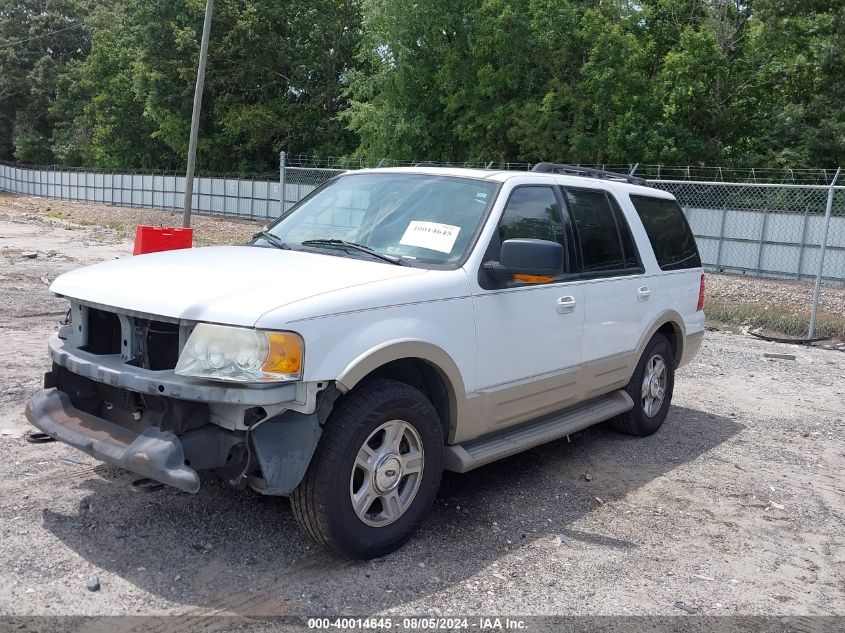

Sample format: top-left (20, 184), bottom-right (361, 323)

top-left (637, 286), bottom-right (652, 302)
top-left (556, 296), bottom-right (577, 315)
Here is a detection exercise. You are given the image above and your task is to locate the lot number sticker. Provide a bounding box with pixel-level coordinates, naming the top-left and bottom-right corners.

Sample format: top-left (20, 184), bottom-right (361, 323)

top-left (399, 221), bottom-right (461, 254)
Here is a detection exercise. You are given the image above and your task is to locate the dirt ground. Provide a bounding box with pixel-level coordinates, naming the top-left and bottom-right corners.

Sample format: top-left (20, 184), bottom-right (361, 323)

top-left (0, 197), bottom-right (843, 621)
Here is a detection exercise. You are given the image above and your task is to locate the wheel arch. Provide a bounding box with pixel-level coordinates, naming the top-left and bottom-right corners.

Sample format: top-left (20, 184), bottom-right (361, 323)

top-left (635, 311), bottom-right (687, 370)
top-left (335, 340), bottom-right (468, 443)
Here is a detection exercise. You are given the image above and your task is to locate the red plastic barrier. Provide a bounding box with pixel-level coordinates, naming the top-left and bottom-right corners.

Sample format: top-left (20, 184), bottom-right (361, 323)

top-left (133, 226), bottom-right (193, 255)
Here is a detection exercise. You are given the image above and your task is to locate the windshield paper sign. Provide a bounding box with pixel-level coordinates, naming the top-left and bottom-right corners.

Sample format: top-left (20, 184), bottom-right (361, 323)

top-left (399, 221), bottom-right (461, 254)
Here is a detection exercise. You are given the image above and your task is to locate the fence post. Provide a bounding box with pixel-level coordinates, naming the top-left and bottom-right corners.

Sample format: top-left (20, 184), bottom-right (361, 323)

top-left (808, 167), bottom-right (841, 339)
top-left (279, 151), bottom-right (287, 215)
top-left (755, 208), bottom-right (769, 275)
top-left (250, 177), bottom-right (255, 219)
top-left (715, 207), bottom-right (727, 270)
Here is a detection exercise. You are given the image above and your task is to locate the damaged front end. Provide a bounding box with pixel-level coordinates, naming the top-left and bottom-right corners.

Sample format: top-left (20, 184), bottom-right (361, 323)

top-left (25, 301), bottom-right (333, 495)
top-left (26, 363), bottom-right (330, 495)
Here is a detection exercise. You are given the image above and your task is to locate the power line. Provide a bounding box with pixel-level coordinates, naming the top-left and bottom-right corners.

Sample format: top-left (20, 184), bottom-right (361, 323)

top-left (3, 22), bottom-right (86, 47)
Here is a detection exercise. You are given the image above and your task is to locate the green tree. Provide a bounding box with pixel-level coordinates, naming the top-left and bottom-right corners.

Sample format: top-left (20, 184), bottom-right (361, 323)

top-left (3, 0), bottom-right (844, 170)
top-left (0, 0), bottom-right (93, 163)
top-left (742, 0), bottom-right (845, 167)
top-left (343, 0), bottom-right (475, 162)
top-left (118, 0), bottom-right (362, 173)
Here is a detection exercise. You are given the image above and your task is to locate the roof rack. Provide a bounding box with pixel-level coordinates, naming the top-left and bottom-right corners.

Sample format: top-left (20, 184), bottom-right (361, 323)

top-left (531, 162), bottom-right (650, 187)
top-left (412, 161), bottom-right (482, 168)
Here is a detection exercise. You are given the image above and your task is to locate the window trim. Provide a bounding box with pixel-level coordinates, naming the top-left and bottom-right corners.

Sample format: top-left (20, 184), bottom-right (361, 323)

top-left (607, 192), bottom-right (644, 270)
top-left (560, 186), bottom-right (645, 280)
top-left (478, 184), bottom-right (577, 290)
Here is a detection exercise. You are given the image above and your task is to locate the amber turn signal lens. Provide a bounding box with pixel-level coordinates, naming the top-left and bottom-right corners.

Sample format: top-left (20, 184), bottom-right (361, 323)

top-left (513, 274), bottom-right (555, 284)
top-left (263, 332), bottom-right (303, 376)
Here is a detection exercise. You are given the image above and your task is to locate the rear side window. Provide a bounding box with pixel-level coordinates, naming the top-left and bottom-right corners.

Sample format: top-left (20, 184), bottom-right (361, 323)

top-left (564, 188), bottom-right (640, 273)
top-left (630, 195), bottom-right (701, 271)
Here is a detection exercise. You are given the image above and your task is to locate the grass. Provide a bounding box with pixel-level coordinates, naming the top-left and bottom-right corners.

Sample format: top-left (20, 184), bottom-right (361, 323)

top-left (706, 300), bottom-right (845, 340)
top-left (44, 210), bottom-right (69, 220)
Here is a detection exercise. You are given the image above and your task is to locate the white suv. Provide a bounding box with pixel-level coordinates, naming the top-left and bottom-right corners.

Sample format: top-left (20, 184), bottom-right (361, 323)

top-left (26, 164), bottom-right (705, 558)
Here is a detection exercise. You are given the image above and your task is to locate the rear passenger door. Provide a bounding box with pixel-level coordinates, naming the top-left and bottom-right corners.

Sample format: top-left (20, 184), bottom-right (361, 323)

top-left (629, 194), bottom-right (704, 341)
top-left (562, 188), bottom-right (654, 393)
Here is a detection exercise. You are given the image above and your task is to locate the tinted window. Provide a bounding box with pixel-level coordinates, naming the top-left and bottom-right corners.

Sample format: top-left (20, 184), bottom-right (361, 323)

top-left (630, 195), bottom-right (702, 271)
top-left (565, 189), bottom-right (635, 273)
top-left (609, 195), bottom-right (640, 268)
top-left (497, 187), bottom-right (566, 251)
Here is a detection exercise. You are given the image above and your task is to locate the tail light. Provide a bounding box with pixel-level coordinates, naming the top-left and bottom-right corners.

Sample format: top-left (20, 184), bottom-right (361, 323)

top-left (696, 274), bottom-right (705, 311)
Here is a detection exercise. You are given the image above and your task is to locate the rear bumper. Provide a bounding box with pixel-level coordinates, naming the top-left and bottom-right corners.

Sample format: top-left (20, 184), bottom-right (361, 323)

top-left (25, 388), bottom-right (201, 493)
top-left (679, 329), bottom-right (705, 368)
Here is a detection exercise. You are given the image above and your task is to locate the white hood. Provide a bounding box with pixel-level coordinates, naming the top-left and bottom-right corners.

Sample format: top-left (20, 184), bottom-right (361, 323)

top-left (50, 246), bottom-right (427, 326)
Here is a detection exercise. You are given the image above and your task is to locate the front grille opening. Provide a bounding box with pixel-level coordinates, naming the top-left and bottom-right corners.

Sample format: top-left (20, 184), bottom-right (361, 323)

top-left (146, 321), bottom-right (180, 370)
top-left (83, 308), bottom-right (121, 355)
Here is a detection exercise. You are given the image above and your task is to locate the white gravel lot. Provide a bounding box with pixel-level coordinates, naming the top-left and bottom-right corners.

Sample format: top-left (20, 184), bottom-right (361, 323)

top-left (0, 196), bottom-right (843, 624)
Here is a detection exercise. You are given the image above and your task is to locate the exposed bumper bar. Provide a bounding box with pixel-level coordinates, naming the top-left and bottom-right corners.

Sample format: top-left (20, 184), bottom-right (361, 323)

top-left (25, 388), bottom-right (201, 493)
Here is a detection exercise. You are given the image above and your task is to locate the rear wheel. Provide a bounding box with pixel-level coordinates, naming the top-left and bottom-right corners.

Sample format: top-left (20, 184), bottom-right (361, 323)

top-left (610, 333), bottom-right (674, 436)
top-left (291, 379), bottom-right (444, 559)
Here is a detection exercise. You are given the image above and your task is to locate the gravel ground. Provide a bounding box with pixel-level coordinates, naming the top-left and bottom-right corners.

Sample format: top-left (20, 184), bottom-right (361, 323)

top-left (707, 274), bottom-right (845, 320)
top-left (0, 196), bottom-right (843, 623)
top-left (0, 192), bottom-right (260, 247)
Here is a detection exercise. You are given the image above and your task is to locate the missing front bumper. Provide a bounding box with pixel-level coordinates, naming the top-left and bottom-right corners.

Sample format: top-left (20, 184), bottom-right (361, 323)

top-left (25, 388), bottom-right (218, 493)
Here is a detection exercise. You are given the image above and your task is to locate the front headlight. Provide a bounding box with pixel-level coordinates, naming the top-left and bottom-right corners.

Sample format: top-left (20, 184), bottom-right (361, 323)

top-left (175, 323), bottom-right (303, 383)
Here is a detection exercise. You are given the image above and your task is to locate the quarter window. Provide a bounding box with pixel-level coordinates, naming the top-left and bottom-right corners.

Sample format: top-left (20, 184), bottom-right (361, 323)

top-left (630, 195), bottom-right (702, 271)
top-left (564, 189), bottom-right (639, 273)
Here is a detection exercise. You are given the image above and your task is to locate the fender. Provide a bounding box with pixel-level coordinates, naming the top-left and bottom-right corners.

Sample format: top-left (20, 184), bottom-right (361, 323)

top-left (335, 339), bottom-right (468, 443)
top-left (633, 310), bottom-right (687, 372)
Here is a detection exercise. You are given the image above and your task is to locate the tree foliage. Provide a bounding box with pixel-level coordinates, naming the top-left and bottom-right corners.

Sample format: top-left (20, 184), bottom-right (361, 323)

top-left (0, 0), bottom-right (93, 163)
top-left (0, 0), bottom-right (842, 172)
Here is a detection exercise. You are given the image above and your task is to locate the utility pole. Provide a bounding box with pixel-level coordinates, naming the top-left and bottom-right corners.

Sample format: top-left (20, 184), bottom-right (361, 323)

top-left (182, 0), bottom-right (214, 228)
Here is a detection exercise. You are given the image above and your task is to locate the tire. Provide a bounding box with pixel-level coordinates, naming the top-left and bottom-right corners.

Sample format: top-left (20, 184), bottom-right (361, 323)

top-left (610, 333), bottom-right (675, 436)
top-left (290, 378), bottom-right (444, 559)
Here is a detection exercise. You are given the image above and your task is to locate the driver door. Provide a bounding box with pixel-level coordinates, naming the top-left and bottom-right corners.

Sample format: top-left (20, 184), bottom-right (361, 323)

top-left (471, 185), bottom-right (585, 431)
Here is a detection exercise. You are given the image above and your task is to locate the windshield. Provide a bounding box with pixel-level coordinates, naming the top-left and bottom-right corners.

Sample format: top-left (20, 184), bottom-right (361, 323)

top-left (261, 173), bottom-right (499, 266)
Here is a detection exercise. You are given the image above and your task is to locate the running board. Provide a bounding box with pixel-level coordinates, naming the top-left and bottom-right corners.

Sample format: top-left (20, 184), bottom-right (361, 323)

top-left (444, 390), bottom-right (633, 473)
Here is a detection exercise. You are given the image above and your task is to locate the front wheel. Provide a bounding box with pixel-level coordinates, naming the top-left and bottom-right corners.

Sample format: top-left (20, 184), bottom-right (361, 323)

top-left (290, 379), bottom-right (444, 559)
top-left (610, 333), bottom-right (675, 436)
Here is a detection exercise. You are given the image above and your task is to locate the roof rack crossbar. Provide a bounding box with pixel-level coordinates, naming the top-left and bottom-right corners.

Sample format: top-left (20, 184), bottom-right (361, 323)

top-left (531, 162), bottom-right (650, 186)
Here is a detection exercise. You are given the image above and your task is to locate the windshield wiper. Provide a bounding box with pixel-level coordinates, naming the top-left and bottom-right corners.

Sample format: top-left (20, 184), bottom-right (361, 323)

top-left (252, 230), bottom-right (290, 250)
top-left (300, 239), bottom-right (408, 266)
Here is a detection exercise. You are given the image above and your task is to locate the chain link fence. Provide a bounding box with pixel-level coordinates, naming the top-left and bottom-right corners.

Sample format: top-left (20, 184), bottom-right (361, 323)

top-left (2, 157), bottom-right (843, 339)
top-left (3, 159), bottom-right (842, 286)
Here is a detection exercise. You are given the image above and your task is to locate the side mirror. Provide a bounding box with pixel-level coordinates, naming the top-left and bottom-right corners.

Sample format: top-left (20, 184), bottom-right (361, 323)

top-left (484, 238), bottom-right (563, 280)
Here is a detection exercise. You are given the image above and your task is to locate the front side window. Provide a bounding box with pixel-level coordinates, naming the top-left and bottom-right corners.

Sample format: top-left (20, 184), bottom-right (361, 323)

top-left (630, 195), bottom-right (702, 271)
top-left (497, 186), bottom-right (567, 250)
top-left (262, 173), bottom-right (499, 266)
top-left (565, 188), bottom-right (638, 273)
